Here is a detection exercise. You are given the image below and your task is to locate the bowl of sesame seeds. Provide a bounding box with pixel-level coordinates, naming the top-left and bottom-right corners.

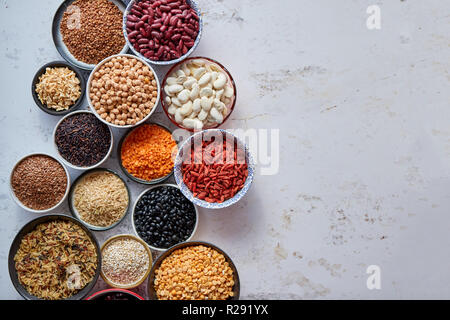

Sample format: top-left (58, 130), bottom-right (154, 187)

top-left (100, 234), bottom-right (152, 289)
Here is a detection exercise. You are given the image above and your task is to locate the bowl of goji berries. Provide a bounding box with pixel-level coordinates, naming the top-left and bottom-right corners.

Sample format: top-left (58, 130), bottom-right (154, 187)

top-left (174, 129), bottom-right (255, 209)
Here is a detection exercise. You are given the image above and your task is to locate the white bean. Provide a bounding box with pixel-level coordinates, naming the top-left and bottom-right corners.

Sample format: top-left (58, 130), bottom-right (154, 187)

top-left (181, 64), bottom-right (191, 76)
top-left (177, 89), bottom-right (190, 103)
top-left (175, 69), bottom-right (186, 77)
top-left (167, 104), bottom-right (177, 115)
top-left (210, 72), bottom-right (218, 83)
top-left (183, 77), bottom-right (197, 89)
top-left (201, 96), bottom-right (213, 111)
top-left (224, 85), bottom-right (234, 98)
top-left (215, 89), bottom-right (224, 100)
top-left (179, 101), bottom-right (193, 116)
top-left (210, 107), bottom-right (224, 123)
top-left (183, 118), bottom-right (203, 129)
top-left (174, 108), bottom-right (185, 124)
top-left (168, 84), bottom-right (183, 94)
top-left (213, 73), bottom-right (227, 90)
top-left (189, 83), bottom-right (200, 99)
top-left (200, 87), bottom-right (214, 98)
top-left (164, 96), bottom-right (171, 105)
top-left (166, 77), bottom-right (178, 85)
top-left (192, 98), bottom-right (201, 112)
top-left (197, 109), bottom-right (208, 121)
top-left (198, 72), bottom-right (211, 86)
top-left (193, 67), bottom-right (206, 79)
top-left (191, 59), bottom-right (205, 67)
top-left (171, 97), bottom-right (182, 107)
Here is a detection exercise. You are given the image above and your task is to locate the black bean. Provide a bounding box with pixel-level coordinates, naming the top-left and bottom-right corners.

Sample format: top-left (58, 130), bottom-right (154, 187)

top-left (134, 186), bottom-right (196, 249)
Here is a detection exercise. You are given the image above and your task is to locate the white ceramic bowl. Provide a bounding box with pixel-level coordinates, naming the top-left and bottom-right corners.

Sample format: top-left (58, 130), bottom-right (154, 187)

top-left (86, 53), bottom-right (160, 129)
top-left (53, 110), bottom-right (113, 170)
top-left (174, 129), bottom-right (255, 209)
top-left (131, 183), bottom-right (199, 251)
top-left (9, 153), bottom-right (71, 213)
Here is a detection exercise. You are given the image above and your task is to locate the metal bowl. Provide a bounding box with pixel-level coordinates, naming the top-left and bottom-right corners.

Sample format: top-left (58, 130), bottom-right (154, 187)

top-left (131, 183), bottom-right (199, 251)
top-left (9, 153), bottom-right (71, 214)
top-left (8, 214), bottom-right (101, 300)
top-left (174, 129), bottom-right (255, 209)
top-left (123, 0), bottom-right (203, 66)
top-left (31, 61), bottom-right (85, 116)
top-left (68, 168), bottom-right (131, 231)
top-left (53, 110), bottom-right (114, 171)
top-left (52, 0), bottom-right (129, 71)
top-left (86, 54), bottom-right (161, 129)
top-left (160, 57), bottom-right (237, 132)
top-left (100, 234), bottom-right (153, 289)
top-left (147, 241), bottom-right (240, 300)
top-left (117, 122), bottom-right (177, 185)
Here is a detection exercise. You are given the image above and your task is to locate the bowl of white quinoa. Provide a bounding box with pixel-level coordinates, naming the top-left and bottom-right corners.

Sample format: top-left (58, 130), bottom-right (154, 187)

top-left (100, 234), bottom-right (152, 289)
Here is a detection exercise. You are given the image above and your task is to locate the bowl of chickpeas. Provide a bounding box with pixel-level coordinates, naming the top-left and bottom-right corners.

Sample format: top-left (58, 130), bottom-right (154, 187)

top-left (86, 54), bottom-right (160, 128)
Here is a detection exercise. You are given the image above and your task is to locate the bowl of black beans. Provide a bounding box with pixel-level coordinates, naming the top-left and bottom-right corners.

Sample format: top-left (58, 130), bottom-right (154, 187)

top-left (85, 288), bottom-right (144, 300)
top-left (132, 184), bottom-right (198, 251)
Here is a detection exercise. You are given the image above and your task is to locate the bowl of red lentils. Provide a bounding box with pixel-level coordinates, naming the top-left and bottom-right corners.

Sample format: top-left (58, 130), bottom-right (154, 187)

top-left (118, 122), bottom-right (178, 185)
top-left (100, 234), bottom-right (153, 289)
top-left (148, 241), bottom-right (240, 300)
top-left (86, 54), bottom-right (160, 129)
top-left (174, 129), bottom-right (255, 209)
top-left (9, 153), bottom-right (71, 214)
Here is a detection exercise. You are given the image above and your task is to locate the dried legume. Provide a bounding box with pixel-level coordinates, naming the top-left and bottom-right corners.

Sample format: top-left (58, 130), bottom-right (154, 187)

top-left (55, 113), bottom-right (111, 167)
top-left (89, 55), bottom-right (158, 126)
top-left (73, 171), bottom-right (129, 228)
top-left (121, 124), bottom-right (177, 181)
top-left (11, 155), bottom-right (68, 210)
top-left (126, 0), bottom-right (200, 61)
top-left (60, 0), bottom-right (125, 65)
top-left (163, 58), bottom-right (235, 129)
top-left (154, 245), bottom-right (234, 300)
top-left (102, 237), bottom-right (150, 286)
top-left (134, 185), bottom-right (196, 248)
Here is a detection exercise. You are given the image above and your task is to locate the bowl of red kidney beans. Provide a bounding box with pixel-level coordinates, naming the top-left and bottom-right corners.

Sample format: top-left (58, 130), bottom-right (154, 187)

top-left (123, 0), bottom-right (203, 65)
top-left (174, 129), bottom-right (255, 209)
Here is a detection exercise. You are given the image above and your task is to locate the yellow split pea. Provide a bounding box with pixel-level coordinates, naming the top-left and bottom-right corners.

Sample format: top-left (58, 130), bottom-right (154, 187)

top-left (154, 245), bottom-right (235, 300)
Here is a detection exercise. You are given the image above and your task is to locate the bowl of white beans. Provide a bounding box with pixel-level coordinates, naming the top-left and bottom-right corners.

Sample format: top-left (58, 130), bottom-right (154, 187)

top-left (160, 57), bottom-right (236, 132)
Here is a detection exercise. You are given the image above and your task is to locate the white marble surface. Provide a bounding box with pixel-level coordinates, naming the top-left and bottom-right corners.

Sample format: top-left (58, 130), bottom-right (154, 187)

top-left (0, 0), bottom-right (449, 299)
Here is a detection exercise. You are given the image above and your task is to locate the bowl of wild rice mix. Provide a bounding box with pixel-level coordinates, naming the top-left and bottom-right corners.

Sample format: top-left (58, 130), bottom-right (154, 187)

top-left (31, 61), bottom-right (85, 115)
top-left (8, 214), bottom-right (101, 300)
top-left (100, 234), bottom-right (152, 289)
top-left (68, 168), bottom-right (130, 231)
top-left (148, 241), bottom-right (240, 300)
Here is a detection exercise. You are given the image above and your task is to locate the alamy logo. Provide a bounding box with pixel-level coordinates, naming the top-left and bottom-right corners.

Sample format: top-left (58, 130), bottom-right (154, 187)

top-left (366, 5), bottom-right (381, 30)
top-left (366, 265), bottom-right (381, 290)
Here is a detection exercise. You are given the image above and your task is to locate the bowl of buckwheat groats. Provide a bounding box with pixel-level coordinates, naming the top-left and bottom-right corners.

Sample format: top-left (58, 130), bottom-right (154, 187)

top-left (87, 54), bottom-right (160, 128)
top-left (148, 241), bottom-right (240, 300)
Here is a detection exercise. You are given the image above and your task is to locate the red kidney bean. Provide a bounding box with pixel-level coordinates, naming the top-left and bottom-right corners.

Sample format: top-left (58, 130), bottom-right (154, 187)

top-left (128, 30), bottom-right (139, 38)
top-left (135, 21), bottom-right (145, 30)
top-left (128, 15), bottom-right (139, 22)
top-left (127, 0), bottom-right (199, 61)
